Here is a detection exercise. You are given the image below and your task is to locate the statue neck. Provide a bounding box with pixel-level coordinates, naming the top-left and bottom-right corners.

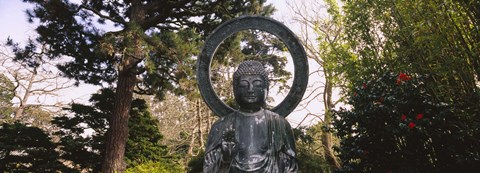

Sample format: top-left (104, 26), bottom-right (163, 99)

top-left (238, 102), bottom-right (264, 113)
top-left (238, 107), bottom-right (264, 116)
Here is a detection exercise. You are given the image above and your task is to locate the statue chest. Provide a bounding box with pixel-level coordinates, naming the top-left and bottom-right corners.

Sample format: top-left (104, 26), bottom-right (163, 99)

top-left (233, 114), bottom-right (269, 163)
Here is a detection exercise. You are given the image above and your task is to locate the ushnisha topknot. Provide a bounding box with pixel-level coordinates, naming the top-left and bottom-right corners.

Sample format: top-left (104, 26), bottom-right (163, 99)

top-left (233, 60), bottom-right (269, 89)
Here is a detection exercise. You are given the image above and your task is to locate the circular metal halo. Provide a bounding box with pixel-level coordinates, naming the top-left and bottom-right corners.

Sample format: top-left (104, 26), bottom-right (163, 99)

top-left (197, 15), bottom-right (308, 118)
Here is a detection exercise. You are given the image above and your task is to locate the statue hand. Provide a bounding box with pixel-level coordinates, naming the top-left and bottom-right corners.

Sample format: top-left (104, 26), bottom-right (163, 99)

top-left (221, 141), bottom-right (235, 161)
top-left (221, 128), bottom-right (236, 161)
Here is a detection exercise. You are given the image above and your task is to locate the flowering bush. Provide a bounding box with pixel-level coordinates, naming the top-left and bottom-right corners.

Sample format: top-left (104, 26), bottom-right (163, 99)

top-left (333, 72), bottom-right (480, 173)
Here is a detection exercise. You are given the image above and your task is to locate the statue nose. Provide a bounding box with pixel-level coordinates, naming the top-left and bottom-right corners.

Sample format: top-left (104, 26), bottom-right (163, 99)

top-left (248, 85), bottom-right (254, 92)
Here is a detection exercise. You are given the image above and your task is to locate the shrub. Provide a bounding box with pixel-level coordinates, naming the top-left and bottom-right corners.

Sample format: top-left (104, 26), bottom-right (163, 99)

top-left (333, 72), bottom-right (480, 173)
top-left (126, 160), bottom-right (184, 173)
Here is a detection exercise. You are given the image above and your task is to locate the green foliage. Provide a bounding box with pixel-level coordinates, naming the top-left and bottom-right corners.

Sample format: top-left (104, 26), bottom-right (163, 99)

top-left (140, 28), bottom-right (202, 100)
top-left (125, 160), bottom-right (184, 173)
top-left (187, 150), bottom-right (205, 173)
top-left (0, 74), bottom-right (14, 120)
top-left (333, 72), bottom-right (480, 172)
top-left (53, 88), bottom-right (181, 171)
top-left (52, 89), bottom-right (111, 171)
top-left (20, 0), bottom-right (272, 98)
top-left (328, 1), bottom-right (480, 172)
top-left (19, 106), bottom-right (53, 129)
top-left (294, 126), bottom-right (331, 173)
top-left (0, 122), bottom-right (73, 172)
top-left (125, 101), bottom-right (170, 167)
top-left (340, 0), bottom-right (480, 104)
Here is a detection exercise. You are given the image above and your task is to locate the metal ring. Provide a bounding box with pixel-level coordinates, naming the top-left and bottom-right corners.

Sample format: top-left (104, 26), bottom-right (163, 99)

top-left (197, 15), bottom-right (308, 118)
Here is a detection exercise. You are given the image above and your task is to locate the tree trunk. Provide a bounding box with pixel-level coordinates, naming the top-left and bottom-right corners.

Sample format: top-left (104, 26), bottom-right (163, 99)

top-left (101, 1), bottom-right (144, 172)
top-left (14, 70), bottom-right (36, 119)
top-left (322, 72), bottom-right (341, 169)
top-left (188, 125), bottom-right (197, 156)
top-left (101, 71), bottom-right (136, 172)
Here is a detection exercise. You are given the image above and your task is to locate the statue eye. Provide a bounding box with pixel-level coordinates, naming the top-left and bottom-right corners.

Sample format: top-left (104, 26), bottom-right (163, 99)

top-left (239, 81), bottom-right (249, 88)
top-left (253, 80), bottom-right (263, 87)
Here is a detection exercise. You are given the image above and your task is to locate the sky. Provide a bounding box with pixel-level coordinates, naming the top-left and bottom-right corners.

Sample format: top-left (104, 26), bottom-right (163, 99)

top-left (0, 0), bottom-right (327, 127)
top-left (0, 0), bottom-right (35, 41)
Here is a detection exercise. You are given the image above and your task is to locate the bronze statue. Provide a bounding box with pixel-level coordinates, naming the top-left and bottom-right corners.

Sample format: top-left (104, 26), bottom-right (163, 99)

top-left (203, 61), bottom-right (298, 172)
top-left (197, 16), bottom-right (308, 173)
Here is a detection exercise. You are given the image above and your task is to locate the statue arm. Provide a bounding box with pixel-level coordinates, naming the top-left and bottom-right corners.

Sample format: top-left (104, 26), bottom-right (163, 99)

top-left (204, 120), bottom-right (223, 172)
top-left (204, 133), bottom-right (235, 172)
top-left (204, 118), bottom-right (234, 172)
top-left (281, 118), bottom-right (299, 172)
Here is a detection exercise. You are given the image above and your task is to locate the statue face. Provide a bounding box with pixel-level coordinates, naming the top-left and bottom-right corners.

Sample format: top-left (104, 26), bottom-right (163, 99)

top-left (234, 74), bottom-right (267, 111)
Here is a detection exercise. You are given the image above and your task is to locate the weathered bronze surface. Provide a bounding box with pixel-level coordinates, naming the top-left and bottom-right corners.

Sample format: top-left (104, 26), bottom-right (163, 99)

top-left (197, 16), bottom-right (307, 173)
top-left (203, 61), bottom-right (298, 172)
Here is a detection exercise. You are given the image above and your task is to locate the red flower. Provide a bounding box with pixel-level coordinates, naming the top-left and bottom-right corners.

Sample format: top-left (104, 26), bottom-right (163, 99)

top-left (396, 78), bottom-right (402, 85)
top-left (362, 83), bottom-right (367, 89)
top-left (354, 92), bottom-right (358, 97)
top-left (408, 122), bottom-right (416, 129)
top-left (416, 113), bottom-right (423, 120)
top-left (398, 72), bottom-right (412, 81)
top-left (401, 114), bottom-right (407, 121)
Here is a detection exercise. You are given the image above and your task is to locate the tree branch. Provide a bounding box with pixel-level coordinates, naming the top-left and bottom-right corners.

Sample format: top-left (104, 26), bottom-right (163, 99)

top-left (79, 5), bottom-right (127, 25)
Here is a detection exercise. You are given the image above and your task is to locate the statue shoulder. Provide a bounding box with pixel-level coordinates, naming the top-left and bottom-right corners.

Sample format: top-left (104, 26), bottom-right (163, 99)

top-left (264, 109), bottom-right (294, 131)
top-left (264, 109), bottom-right (287, 121)
top-left (264, 109), bottom-right (279, 116)
top-left (211, 112), bottom-right (236, 128)
top-left (206, 112), bottom-right (236, 151)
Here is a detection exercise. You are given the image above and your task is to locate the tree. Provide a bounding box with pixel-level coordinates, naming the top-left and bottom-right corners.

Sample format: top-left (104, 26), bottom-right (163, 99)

top-left (0, 122), bottom-right (73, 172)
top-left (147, 93), bottom-right (211, 158)
top-left (2, 40), bottom-right (72, 129)
top-left (125, 96), bottom-right (172, 167)
top-left (53, 88), bottom-right (178, 172)
top-left (21, 0), bottom-right (272, 171)
top-left (288, 0), bottom-right (357, 169)
top-left (294, 125), bottom-right (333, 173)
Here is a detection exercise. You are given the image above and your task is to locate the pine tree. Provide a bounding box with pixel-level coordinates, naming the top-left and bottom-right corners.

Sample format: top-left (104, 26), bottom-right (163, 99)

top-left (20, 0), bottom-right (271, 171)
top-left (53, 88), bottom-right (179, 172)
top-left (0, 122), bottom-right (73, 172)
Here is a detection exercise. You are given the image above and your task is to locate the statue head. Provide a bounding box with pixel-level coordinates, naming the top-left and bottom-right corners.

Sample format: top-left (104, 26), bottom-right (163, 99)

top-left (233, 60), bottom-right (269, 112)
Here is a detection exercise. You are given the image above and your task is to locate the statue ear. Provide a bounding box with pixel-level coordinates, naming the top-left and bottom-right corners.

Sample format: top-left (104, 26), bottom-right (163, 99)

top-left (264, 88), bottom-right (268, 98)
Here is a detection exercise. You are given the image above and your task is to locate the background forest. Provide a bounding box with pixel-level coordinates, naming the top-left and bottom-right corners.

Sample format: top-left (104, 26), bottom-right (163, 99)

top-left (1, 0), bottom-right (479, 172)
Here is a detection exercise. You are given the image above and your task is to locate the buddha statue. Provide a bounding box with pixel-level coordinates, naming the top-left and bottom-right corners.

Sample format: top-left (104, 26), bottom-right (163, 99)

top-left (204, 60), bottom-right (298, 173)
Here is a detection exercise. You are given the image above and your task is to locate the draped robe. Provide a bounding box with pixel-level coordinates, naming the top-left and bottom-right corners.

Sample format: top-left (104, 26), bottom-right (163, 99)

top-left (204, 108), bottom-right (298, 173)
